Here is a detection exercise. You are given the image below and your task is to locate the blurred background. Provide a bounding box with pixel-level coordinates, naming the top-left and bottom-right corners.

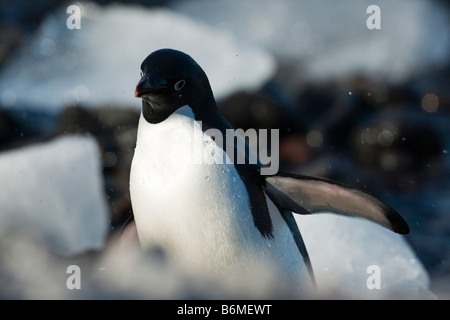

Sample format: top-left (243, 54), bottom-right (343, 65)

top-left (0, 0), bottom-right (449, 299)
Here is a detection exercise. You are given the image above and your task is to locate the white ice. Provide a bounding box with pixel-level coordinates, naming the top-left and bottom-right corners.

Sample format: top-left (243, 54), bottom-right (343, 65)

top-left (172, 0), bottom-right (450, 83)
top-left (0, 135), bottom-right (109, 256)
top-left (0, 2), bottom-right (275, 111)
top-left (296, 213), bottom-right (435, 299)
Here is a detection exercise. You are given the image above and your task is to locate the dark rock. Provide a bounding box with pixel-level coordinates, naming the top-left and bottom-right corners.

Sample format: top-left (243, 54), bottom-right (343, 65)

top-left (0, 107), bottom-right (22, 150)
top-left (0, 23), bottom-right (23, 68)
top-left (351, 111), bottom-right (444, 191)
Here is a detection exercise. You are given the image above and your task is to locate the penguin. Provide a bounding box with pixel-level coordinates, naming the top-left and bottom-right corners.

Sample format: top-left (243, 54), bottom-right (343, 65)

top-left (129, 48), bottom-right (409, 293)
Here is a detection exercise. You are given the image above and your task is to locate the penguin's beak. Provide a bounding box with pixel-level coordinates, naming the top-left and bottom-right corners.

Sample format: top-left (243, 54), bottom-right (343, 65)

top-left (135, 73), bottom-right (167, 98)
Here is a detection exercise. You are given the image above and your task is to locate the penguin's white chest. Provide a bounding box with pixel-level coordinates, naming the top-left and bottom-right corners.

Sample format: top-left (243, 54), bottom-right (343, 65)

top-left (130, 106), bottom-right (310, 288)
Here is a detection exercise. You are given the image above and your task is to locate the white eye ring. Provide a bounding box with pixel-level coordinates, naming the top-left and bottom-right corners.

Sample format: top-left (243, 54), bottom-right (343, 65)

top-left (174, 79), bottom-right (185, 91)
top-left (140, 70), bottom-right (144, 77)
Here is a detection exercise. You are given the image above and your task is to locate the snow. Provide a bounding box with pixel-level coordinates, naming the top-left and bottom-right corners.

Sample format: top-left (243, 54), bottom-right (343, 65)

top-left (0, 2), bottom-right (275, 111)
top-left (0, 135), bottom-right (109, 256)
top-left (172, 0), bottom-right (450, 83)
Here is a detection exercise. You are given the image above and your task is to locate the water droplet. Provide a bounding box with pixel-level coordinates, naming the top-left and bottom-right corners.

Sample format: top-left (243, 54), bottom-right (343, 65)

top-left (443, 149), bottom-right (448, 154)
top-left (306, 130), bottom-right (323, 148)
top-left (421, 93), bottom-right (439, 113)
top-left (205, 176), bottom-right (210, 181)
top-left (40, 38), bottom-right (56, 57)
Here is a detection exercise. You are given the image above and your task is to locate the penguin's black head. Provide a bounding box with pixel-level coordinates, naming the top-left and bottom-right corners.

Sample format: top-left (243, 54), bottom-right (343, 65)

top-left (135, 48), bottom-right (215, 124)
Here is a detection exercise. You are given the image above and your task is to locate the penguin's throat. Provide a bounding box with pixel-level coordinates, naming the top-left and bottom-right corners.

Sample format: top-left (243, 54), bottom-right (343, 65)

top-left (142, 98), bottom-right (174, 124)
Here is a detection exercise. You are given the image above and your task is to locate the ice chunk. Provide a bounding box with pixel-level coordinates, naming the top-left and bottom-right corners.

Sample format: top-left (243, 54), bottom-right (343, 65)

top-left (173, 0), bottom-right (450, 83)
top-left (0, 2), bottom-right (275, 111)
top-left (0, 135), bottom-right (109, 256)
top-left (296, 213), bottom-right (435, 299)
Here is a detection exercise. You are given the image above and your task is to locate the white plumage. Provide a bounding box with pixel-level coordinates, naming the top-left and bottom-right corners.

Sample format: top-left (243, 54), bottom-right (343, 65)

top-left (130, 105), bottom-right (313, 292)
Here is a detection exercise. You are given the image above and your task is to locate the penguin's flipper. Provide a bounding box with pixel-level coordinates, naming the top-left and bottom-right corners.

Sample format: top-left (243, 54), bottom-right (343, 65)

top-left (265, 172), bottom-right (409, 235)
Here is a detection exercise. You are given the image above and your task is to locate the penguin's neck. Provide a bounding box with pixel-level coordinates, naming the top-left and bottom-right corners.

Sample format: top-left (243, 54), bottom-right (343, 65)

top-left (189, 95), bottom-right (233, 134)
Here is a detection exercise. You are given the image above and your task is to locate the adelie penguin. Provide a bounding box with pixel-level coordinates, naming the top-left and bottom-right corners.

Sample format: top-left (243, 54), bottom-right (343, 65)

top-left (129, 48), bottom-right (409, 293)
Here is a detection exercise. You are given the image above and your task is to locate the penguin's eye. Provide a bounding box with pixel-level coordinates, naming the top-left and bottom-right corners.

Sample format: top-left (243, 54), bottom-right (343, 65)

top-left (174, 79), bottom-right (185, 91)
top-left (140, 70), bottom-right (144, 77)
